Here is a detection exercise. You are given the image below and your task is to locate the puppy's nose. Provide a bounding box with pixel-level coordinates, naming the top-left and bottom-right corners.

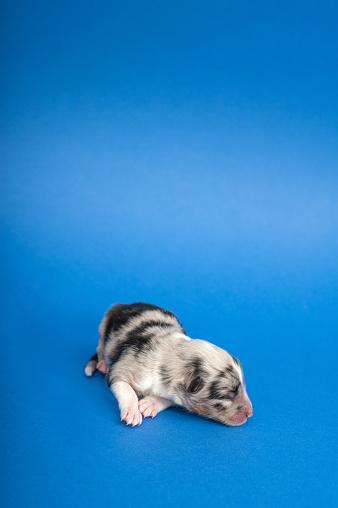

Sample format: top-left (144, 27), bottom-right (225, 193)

top-left (246, 407), bottom-right (253, 418)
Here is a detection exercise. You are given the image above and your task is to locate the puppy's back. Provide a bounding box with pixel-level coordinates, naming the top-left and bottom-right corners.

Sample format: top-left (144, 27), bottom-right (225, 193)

top-left (102, 303), bottom-right (185, 369)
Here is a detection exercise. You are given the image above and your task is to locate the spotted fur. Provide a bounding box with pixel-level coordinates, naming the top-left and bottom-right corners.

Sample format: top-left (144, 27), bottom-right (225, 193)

top-left (85, 302), bottom-right (253, 426)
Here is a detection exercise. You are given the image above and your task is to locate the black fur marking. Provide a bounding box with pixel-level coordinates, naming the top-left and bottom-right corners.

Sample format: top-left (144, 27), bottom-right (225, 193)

top-left (218, 384), bottom-right (240, 401)
top-left (236, 405), bottom-right (244, 411)
top-left (127, 321), bottom-right (175, 339)
top-left (233, 384), bottom-right (240, 397)
top-left (108, 332), bottom-right (155, 366)
top-left (209, 379), bottom-right (241, 401)
top-left (104, 303), bottom-right (186, 339)
top-left (208, 381), bottom-right (225, 400)
top-left (218, 365), bottom-right (239, 382)
top-left (106, 371), bottom-right (112, 388)
top-left (88, 353), bottom-right (98, 362)
top-left (189, 357), bottom-right (208, 379)
top-left (160, 365), bottom-right (172, 387)
top-left (213, 403), bottom-right (225, 410)
top-left (219, 394), bottom-right (234, 401)
top-left (190, 357), bottom-right (203, 370)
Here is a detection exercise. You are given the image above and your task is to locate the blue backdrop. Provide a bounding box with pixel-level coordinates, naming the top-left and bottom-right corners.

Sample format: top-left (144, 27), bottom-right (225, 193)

top-left (1, 1), bottom-right (337, 506)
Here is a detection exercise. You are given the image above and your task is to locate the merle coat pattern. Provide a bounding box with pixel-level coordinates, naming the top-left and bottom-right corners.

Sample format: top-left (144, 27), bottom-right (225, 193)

top-left (85, 303), bottom-right (253, 426)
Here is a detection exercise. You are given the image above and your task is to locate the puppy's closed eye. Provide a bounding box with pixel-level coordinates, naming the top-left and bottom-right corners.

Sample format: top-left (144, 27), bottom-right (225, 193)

top-left (187, 377), bottom-right (205, 394)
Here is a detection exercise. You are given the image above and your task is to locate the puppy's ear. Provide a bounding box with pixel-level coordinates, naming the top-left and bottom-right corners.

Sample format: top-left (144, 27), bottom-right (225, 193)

top-left (186, 376), bottom-right (205, 394)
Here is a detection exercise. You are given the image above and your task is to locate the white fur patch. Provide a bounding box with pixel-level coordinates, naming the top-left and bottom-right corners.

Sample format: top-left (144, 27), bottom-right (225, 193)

top-left (234, 362), bottom-right (244, 382)
top-left (169, 332), bottom-right (191, 341)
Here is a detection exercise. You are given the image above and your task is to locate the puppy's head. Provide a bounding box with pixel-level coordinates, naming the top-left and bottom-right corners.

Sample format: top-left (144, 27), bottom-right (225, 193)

top-left (179, 340), bottom-right (253, 426)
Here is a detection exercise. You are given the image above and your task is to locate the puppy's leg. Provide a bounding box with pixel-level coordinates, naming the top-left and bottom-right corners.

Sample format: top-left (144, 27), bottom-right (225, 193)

top-left (97, 361), bottom-right (108, 374)
top-left (96, 337), bottom-right (108, 373)
top-left (111, 381), bottom-right (142, 427)
top-left (138, 395), bottom-right (174, 418)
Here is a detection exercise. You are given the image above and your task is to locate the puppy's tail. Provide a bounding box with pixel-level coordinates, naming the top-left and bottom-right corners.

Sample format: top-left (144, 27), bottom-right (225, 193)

top-left (84, 353), bottom-right (98, 376)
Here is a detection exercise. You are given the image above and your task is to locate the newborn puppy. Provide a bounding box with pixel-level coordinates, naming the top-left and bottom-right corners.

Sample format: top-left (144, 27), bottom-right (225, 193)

top-left (85, 302), bottom-right (253, 427)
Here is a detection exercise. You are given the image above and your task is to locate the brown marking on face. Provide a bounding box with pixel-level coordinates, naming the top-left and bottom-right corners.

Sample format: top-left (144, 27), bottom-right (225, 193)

top-left (194, 406), bottom-right (209, 417)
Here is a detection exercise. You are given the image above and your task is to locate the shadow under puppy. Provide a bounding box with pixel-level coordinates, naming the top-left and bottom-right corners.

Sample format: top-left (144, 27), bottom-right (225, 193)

top-left (85, 302), bottom-right (253, 426)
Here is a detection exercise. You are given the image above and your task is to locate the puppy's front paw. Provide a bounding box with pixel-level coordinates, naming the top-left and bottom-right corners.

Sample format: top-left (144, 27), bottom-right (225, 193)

top-left (120, 408), bottom-right (142, 427)
top-left (138, 397), bottom-right (161, 418)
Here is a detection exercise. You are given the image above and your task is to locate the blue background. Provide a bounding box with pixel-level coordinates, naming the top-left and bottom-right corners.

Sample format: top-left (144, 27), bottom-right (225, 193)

top-left (1, 1), bottom-right (337, 506)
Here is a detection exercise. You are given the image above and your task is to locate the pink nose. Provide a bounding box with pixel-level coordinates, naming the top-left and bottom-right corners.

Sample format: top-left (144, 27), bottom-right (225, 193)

top-left (246, 407), bottom-right (253, 418)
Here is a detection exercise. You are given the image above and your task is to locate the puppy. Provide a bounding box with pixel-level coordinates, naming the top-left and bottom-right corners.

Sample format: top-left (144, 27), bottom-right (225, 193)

top-left (85, 302), bottom-right (253, 426)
